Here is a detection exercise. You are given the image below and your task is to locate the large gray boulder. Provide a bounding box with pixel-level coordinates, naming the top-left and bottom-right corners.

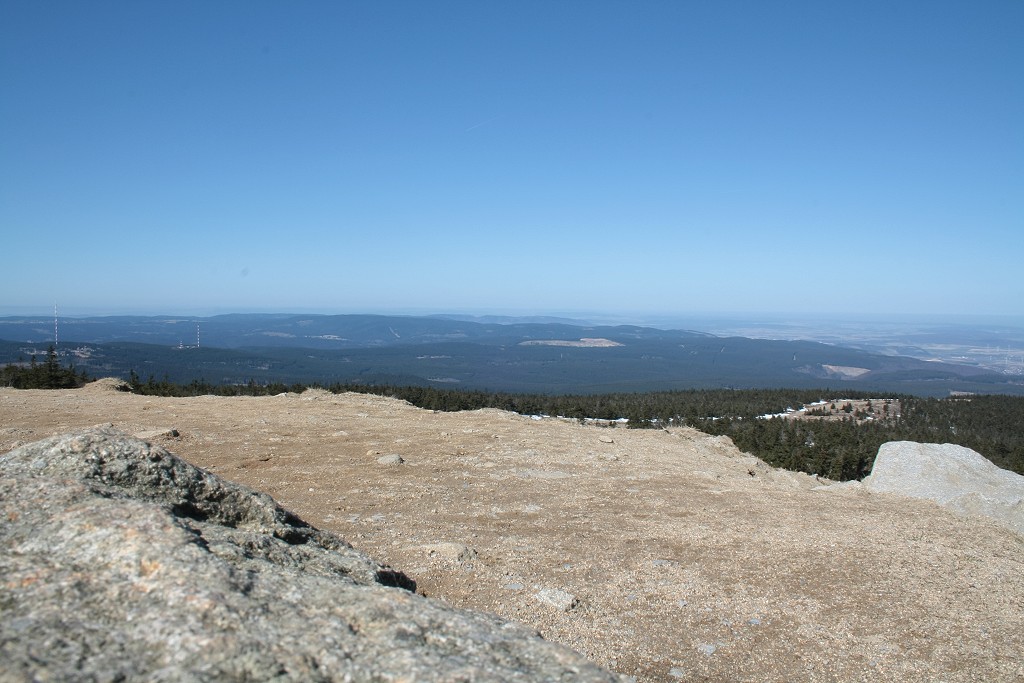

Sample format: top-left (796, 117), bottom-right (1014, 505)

top-left (0, 427), bottom-right (619, 682)
top-left (863, 441), bottom-right (1024, 536)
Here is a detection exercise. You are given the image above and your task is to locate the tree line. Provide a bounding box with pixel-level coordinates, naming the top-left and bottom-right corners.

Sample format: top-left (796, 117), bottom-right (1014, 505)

top-left (0, 346), bottom-right (90, 389)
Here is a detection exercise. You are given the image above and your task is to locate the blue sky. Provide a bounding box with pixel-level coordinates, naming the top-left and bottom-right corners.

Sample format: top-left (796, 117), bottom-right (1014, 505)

top-left (2, 1), bottom-right (1021, 320)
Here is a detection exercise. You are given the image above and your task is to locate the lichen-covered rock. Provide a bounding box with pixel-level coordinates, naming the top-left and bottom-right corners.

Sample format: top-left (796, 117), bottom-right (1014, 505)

top-left (0, 428), bottom-right (620, 682)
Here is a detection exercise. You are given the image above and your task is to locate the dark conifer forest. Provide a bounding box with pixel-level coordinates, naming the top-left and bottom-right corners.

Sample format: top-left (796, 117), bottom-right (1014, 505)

top-left (0, 346), bottom-right (89, 389)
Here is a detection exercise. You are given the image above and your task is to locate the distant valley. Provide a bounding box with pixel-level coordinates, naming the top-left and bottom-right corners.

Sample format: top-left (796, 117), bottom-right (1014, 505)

top-left (1, 313), bottom-right (1022, 396)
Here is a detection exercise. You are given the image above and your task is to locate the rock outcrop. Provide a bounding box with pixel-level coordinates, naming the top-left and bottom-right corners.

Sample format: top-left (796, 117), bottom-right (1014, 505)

top-left (862, 441), bottom-right (1024, 536)
top-left (0, 427), bottom-right (619, 682)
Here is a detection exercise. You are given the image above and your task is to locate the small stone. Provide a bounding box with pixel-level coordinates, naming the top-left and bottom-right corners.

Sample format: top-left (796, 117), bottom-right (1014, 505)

top-left (535, 588), bottom-right (578, 612)
top-left (697, 643), bottom-right (717, 656)
top-left (599, 435), bottom-right (614, 444)
top-left (422, 543), bottom-right (476, 563)
top-left (668, 668), bottom-right (685, 679)
top-left (133, 428), bottom-right (179, 441)
top-left (377, 454), bottom-right (404, 466)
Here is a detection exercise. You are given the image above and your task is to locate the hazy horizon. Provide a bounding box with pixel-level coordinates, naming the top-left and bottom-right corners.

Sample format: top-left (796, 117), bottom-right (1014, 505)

top-left (2, 306), bottom-right (1023, 333)
top-left (3, 2), bottom-right (1021, 318)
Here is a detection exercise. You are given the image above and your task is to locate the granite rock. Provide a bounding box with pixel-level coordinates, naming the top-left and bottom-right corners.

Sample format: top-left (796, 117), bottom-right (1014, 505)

top-left (863, 441), bottom-right (1024, 536)
top-left (0, 427), bottom-right (620, 682)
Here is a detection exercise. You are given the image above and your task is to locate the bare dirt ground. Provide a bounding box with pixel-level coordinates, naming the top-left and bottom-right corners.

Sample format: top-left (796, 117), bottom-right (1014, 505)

top-left (2, 383), bottom-right (1022, 682)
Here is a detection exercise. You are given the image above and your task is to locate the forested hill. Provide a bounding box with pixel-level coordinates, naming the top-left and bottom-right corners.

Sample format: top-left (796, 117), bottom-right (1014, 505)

top-left (1, 313), bottom-right (1019, 396)
top-left (0, 313), bottom-right (708, 349)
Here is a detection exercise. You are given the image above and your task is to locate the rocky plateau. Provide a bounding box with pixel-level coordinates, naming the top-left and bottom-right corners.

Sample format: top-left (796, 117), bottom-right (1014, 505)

top-left (1, 382), bottom-right (1022, 681)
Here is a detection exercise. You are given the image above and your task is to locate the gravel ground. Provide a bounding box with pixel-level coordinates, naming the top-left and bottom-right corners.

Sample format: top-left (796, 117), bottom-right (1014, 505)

top-left (2, 383), bottom-right (1022, 682)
